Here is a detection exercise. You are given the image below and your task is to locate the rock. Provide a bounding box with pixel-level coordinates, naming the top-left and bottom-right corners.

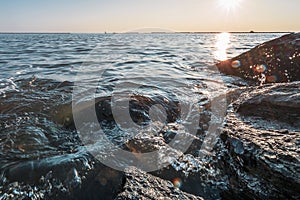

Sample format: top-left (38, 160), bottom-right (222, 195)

top-left (72, 94), bottom-right (180, 125)
top-left (151, 154), bottom-right (228, 200)
top-left (114, 167), bottom-right (204, 200)
top-left (124, 128), bottom-right (228, 200)
top-left (217, 33), bottom-right (300, 83)
top-left (3, 152), bottom-right (124, 200)
top-left (75, 165), bottom-right (124, 200)
top-left (70, 94), bottom-right (181, 134)
top-left (220, 82), bottom-right (300, 199)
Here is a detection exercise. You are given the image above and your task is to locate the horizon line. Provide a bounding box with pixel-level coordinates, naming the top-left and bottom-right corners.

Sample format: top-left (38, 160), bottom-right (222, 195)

top-left (0, 31), bottom-right (295, 34)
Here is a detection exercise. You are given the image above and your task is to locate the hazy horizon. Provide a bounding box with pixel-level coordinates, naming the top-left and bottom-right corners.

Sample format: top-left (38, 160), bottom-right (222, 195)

top-left (1, 0), bottom-right (299, 33)
top-left (0, 30), bottom-right (294, 34)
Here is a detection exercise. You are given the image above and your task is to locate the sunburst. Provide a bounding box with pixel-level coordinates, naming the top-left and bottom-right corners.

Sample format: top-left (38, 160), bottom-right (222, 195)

top-left (218, 0), bottom-right (242, 12)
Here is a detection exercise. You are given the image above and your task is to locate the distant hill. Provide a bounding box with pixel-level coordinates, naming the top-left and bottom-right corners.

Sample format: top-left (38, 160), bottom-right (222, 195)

top-left (123, 27), bottom-right (174, 33)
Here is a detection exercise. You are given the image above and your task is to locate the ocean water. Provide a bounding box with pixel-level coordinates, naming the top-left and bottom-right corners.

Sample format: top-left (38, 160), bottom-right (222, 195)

top-left (0, 33), bottom-right (286, 199)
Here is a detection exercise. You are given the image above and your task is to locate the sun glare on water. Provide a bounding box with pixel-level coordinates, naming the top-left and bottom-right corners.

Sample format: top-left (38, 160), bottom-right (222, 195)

top-left (218, 0), bottom-right (242, 11)
top-left (215, 32), bottom-right (231, 61)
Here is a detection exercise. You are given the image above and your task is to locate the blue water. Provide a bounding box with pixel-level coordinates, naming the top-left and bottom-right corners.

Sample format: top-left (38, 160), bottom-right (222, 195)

top-left (0, 33), bottom-right (283, 80)
top-left (0, 33), bottom-right (286, 199)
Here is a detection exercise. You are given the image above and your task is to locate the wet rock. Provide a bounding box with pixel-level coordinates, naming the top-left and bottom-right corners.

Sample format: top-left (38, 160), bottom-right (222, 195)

top-left (125, 123), bottom-right (201, 154)
top-left (5, 153), bottom-right (89, 184)
top-left (3, 152), bottom-right (124, 200)
top-left (51, 102), bottom-right (75, 129)
top-left (217, 33), bottom-right (300, 83)
top-left (159, 123), bottom-right (203, 156)
top-left (126, 131), bottom-right (171, 153)
top-left (115, 167), bottom-right (204, 200)
top-left (220, 82), bottom-right (300, 199)
top-left (75, 165), bottom-right (124, 200)
top-left (94, 94), bottom-right (180, 125)
top-left (152, 154), bottom-right (228, 200)
top-left (1, 78), bottom-right (211, 199)
top-left (70, 94), bottom-right (181, 133)
top-left (124, 132), bottom-right (178, 171)
top-left (124, 128), bottom-right (228, 200)
top-left (71, 93), bottom-right (180, 124)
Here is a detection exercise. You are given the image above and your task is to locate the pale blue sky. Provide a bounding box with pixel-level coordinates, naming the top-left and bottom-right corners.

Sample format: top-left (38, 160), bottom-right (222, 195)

top-left (0, 0), bottom-right (299, 32)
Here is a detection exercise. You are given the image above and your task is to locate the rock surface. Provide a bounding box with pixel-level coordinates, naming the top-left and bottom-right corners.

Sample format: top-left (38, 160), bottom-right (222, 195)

top-left (217, 33), bottom-right (300, 83)
top-left (219, 82), bottom-right (300, 199)
top-left (2, 75), bottom-right (299, 199)
top-left (115, 167), bottom-right (204, 200)
top-left (124, 129), bottom-right (228, 199)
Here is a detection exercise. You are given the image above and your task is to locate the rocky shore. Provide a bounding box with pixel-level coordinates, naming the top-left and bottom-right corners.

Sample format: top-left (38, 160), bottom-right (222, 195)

top-left (1, 33), bottom-right (299, 200)
top-left (219, 82), bottom-right (300, 199)
top-left (111, 33), bottom-right (300, 199)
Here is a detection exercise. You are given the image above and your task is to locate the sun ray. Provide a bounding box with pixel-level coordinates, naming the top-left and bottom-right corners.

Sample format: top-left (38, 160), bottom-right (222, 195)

top-left (218, 0), bottom-right (242, 12)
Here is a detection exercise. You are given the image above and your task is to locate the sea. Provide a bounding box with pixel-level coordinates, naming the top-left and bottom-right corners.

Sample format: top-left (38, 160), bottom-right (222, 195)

top-left (0, 32), bottom-right (286, 199)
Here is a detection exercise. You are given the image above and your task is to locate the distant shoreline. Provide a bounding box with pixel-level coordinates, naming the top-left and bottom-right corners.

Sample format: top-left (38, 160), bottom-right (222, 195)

top-left (0, 31), bottom-right (294, 34)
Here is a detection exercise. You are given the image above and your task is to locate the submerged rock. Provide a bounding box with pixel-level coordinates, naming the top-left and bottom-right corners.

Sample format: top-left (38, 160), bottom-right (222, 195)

top-left (2, 153), bottom-right (124, 200)
top-left (220, 82), bottom-right (300, 199)
top-left (0, 78), bottom-right (126, 200)
top-left (80, 94), bottom-right (180, 126)
top-left (217, 33), bottom-right (300, 83)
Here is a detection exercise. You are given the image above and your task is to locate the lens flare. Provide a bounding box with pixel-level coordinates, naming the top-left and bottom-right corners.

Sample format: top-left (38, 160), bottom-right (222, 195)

top-left (254, 64), bottom-right (267, 73)
top-left (266, 75), bottom-right (278, 83)
top-left (173, 178), bottom-right (182, 188)
top-left (231, 60), bottom-right (241, 68)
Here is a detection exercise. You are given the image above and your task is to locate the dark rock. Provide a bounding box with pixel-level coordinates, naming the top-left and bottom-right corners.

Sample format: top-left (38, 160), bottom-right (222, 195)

top-left (124, 129), bottom-right (228, 200)
top-left (75, 165), bottom-right (124, 200)
top-left (217, 33), bottom-right (300, 83)
top-left (70, 94), bottom-right (181, 131)
top-left (115, 167), bottom-right (204, 200)
top-left (95, 94), bottom-right (180, 125)
top-left (3, 152), bottom-right (124, 200)
top-left (220, 82), bottom-right (300, 199)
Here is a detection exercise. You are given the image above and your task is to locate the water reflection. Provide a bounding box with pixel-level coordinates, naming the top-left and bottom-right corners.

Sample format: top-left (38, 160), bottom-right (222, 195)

top-left (214, 32), bottom-right (231, 61)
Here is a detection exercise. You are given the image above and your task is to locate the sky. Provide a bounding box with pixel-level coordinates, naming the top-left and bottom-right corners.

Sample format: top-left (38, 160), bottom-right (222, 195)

top-left (0, 0), bottom-right (299, 33)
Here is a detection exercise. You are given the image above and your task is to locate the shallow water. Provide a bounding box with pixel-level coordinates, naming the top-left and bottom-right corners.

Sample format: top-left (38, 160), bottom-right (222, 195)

top-left (0, 33), bottom-right (286, 199)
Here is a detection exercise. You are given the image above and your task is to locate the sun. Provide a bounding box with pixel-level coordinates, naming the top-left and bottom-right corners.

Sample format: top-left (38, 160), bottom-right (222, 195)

top-left (218, 0), bottom-right (241, 11)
